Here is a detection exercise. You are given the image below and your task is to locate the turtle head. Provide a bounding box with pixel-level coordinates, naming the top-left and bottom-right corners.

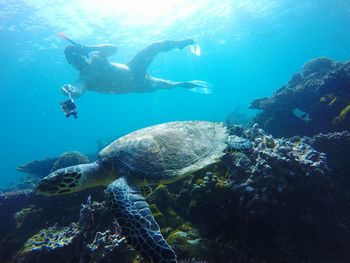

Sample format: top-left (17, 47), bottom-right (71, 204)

top-left (36, 162), bottom-right (114, 196)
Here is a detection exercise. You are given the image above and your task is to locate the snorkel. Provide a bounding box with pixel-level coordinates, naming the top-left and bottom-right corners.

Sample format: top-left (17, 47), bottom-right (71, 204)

top-left (58, 32), bottom-right (96, 57)
top-left (58, 32), bottom-right (79, 46)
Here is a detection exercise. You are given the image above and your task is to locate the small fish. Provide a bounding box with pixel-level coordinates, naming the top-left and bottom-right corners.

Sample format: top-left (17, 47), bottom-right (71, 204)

top-left (292, 108), bottom-right (311, 122)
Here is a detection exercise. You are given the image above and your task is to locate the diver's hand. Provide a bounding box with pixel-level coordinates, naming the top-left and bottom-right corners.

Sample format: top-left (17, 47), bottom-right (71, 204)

top-left (178, 39), bottom-right (195, 49)
top-left (84, 44), bottom-right (117, 57)
top-left (61, 84), bottom-right (74, 96)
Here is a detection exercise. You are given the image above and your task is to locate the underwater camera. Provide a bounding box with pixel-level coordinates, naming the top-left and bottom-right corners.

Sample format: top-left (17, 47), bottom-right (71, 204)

top-left (60, 99), bottom-right (78, 118)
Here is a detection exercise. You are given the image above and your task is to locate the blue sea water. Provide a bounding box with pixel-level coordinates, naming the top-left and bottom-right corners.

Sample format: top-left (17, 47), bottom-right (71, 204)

top-left (0, 0), bottom-right (349, 188)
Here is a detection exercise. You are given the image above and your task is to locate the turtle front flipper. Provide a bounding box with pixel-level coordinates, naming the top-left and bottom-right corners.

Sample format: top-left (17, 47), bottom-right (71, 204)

top-left (107, 177), bottom-right (177, 263)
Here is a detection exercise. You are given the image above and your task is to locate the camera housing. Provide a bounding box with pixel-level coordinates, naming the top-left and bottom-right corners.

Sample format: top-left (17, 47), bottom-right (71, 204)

top-left (60, 99), bottom-right (78, 118)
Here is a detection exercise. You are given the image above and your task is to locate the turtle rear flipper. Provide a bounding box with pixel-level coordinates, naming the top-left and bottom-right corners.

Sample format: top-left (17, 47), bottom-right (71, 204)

top-left (107, 177), bottom-right (177, 263)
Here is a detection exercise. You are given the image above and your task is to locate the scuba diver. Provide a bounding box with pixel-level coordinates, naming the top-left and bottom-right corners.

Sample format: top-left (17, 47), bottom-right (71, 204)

top-left (59, 33), bottom-right (212, 99)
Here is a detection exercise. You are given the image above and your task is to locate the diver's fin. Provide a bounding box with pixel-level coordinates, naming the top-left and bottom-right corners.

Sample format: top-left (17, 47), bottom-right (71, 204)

top-left (189, 87), bottom-right (212, 94)
top-left (106, 177), bottom-right (177, 262)
top-left (187, 80), bottom-right (213, 94)
top-left (190, 44), bottom-right (201, 56)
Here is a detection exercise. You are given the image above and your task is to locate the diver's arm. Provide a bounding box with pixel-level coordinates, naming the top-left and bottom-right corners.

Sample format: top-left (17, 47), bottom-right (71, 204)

top-left (61, 32), bottom-right (116, 63)
top-left (61, 82), bottom-right (86, 98)
top-left (85, 44), bottom-right (117, 58)
top-left (64, 45), bottom-right (90, 71)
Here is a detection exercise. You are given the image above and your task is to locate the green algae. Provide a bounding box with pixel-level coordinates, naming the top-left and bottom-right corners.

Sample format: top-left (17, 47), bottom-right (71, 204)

top-left (14, 206), bottom-right (34, 229)
top-left (195, 178), bottom-right (204, 185)
top-left (333, 104), bottom-right (350, 125)
top-left (264, 135), bottom-right (276, 148)
top-left (143, 163), bottom-right (235, 259)
top-left (327, 95), bottom-right (338, 106)
top-left (338, 104), bottom-right (350, 120)
top-left (167, 224), bottom-right (206, 259)
top-left (148, 184), bottom-right (183, 231)
top-left (149, 203), bottom-right (163, 219)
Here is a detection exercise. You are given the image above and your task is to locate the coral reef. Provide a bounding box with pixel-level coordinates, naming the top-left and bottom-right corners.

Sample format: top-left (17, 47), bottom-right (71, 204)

top-left (16, 151), bottom-right (89, 178)
top-left (14, 197), bottom-right (135, 263)
top-left (0, 188), bottom-right (106, 263)
top-left (302, 131), bottom-right (350, 239)
top-left (226, 135), bottom-right (253, 151)
top-left (136, 123), bottom-right (347, 262)
top-left (302, 131), bottom-right (350, 172)
top-left (16, 158), bottom-right (58, 178)
top-left (14, 206), bottom-right (41, 229)
top-left (51, 151), bottom-right (89, 171)
top-left (2, 125), bottom-right (350, 262)
top-left (15, 151), bottom-right (90, 190)
top-left (0, 190), bottom-right (38, 262)
top-left (229, 123), bottom-right (328, 203)
top-left (168, 124), bottom-right (348, 262)
top-left (16, 223), bottom-right (81, 262)
top-left (250, 57), bottom-right (350, 136)
top-left (0, 190), bottom-right (36, 234)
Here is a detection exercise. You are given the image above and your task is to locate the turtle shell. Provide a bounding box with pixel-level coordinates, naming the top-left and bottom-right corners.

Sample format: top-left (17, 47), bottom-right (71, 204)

top-left (98, 121), bottom-right (228, 184)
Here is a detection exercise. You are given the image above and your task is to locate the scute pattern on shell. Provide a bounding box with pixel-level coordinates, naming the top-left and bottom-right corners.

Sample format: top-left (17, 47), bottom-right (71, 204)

top-left (99, 121), bottom-right (228, 182)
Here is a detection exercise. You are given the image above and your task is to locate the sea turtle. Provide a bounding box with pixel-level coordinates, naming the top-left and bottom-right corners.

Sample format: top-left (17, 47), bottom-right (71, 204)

top-left (36, 121), bottom-right (236, 262)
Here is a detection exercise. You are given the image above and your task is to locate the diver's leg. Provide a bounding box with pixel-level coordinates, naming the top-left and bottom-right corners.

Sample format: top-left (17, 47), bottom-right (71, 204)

top-left (64, 45), bottom-right (91, 71)
top-left (85, 44), bottom-right (117, 58)
top-left (146, 77), bottom-right (183, 92)
top-left (146, 77), bottom-right (213, 94)
top-left (127, 39), bottom-right (195, 76)
top-left (65, 44), bottom-right (116, 68)
top-left (89, 53), bottom-right (111, 70)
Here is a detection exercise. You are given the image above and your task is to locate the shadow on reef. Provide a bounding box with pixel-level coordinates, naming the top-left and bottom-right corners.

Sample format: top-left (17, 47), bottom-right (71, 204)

top-left (250, 57), bottom-right (350, 137)
top-left (1, 124), bottom-right (350, 263)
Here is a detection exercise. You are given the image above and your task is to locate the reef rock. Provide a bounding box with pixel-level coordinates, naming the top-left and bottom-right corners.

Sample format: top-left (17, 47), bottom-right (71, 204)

top-left (51, 151), bottom-right (89, 171)
top-left (303, 131), bottom-right (350, 172)
top-left (15, 197), bottom-right (134, 263)
top-left (250, 57), bottom-right (350, 136)
top-left (16, 158), bottom-right (58, 178)
top-left (5, 126), bottom-right (350, 263)
top-left (171, 124), bottom-right (349, 262)
top-left (227, 124), bottom-right (330, 227)
top-left (231, 124), bottom-right (328, 198)
top-left (15, 151), bottom-right (90, 190)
